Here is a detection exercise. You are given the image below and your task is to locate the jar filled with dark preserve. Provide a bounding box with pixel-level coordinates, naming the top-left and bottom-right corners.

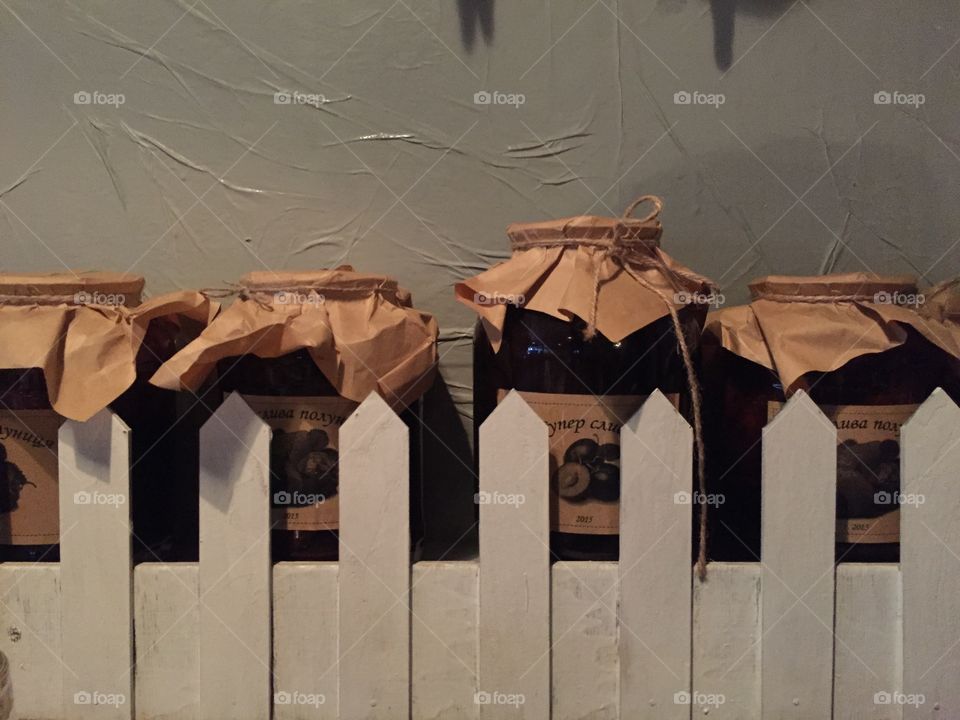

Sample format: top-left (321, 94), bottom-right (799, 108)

top-left (153, 270), bottom-right (439, 562)
top-left (0, 273), bottom-right (202, 563)
top-left (459, 196), bottom-right (714, 561)
top-left (704, 274), bottom-right (959, 563)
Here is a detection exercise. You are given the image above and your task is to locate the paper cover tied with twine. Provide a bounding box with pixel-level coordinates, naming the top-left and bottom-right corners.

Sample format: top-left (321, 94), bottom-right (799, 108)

top-left (454, 195), bottom-right (715, 349)
top-left (0, 272), bottom-right (217, 421)
top-left (150, 268), bottom-right (440, 409)
top-left (706, 273), bottom-right (960, 391)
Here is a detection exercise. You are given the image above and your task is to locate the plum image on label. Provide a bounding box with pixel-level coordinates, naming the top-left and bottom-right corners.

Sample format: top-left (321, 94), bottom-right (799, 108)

top-left (0, 410), bottom-right (63, 545)
top-left (241, 395), bottom-right (359, 531)
top-left (497, 390), bottom-right (674, 534)
top-left (769, 402), bottom-right (917, 544)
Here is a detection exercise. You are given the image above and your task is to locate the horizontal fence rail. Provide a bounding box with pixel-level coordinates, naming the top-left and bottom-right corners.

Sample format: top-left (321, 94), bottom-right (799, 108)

top-left (0, 390), bottom-right (958, 719)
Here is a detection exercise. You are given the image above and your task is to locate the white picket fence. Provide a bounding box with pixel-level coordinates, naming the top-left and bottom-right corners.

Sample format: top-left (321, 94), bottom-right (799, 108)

top-left (1, 389), bottom-right (959, 719)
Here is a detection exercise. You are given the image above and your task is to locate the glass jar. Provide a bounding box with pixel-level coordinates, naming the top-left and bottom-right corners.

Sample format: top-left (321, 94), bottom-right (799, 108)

top-left (0, 273), bottom-right (187, 562)
top-left (461, 197), bottom-right (713, 563)
top-left (216, 349), bottom-right (423, 562)
top-left (705, 276), bottom-right (952, 563)
top-left (474, 306), bottom-right (701, 560)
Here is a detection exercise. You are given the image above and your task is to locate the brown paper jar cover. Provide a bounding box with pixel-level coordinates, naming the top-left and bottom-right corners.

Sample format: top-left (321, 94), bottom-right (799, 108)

top-left (455, 207), bottom-right (715, 349)
top-left (706, 272), bottom-right (960, 391)
top-left (150, 267), bottom-right (440, 408)
top-left (0, 272), bottom-right (217, 421)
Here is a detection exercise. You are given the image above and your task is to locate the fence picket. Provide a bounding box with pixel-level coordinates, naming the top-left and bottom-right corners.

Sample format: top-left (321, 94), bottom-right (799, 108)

top-left (59, 410), bottom-right (132, 719)
top-left (198, 392), bottom-right (272, 720)
top-left (693, 563), bottom-right (761, 719)
top-left (274, 562), bottom-right (339, 720)
top-left (552, 562), bottom-right (618, 720)
top-left (901, 388), bottom-right (960, 719)
top-left (478, 390), bottom-right (550, 719)
top-left (134, 563), bottom-right (199, 720)
top-left (619, 390), bottom-right (693, 719)
top-left (338, 393), bottom-right (411, 719)
top-left (0, 564), bottom-right (62, 719)
top-left (833, 564), bottom-right (901, 720)
top-left (412, 561), bottom-right (480, 720)
top-left (761, 390), bottom-right (836, 719)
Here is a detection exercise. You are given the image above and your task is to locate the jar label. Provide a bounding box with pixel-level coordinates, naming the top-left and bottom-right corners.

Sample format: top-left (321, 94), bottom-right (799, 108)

top-left (497, 390), bottom-right (669, 535)
top-left (0, 409), bottom-right (63, 546)
top-left (240, 395), bottom-right (359, 532)
top-left (768, 402), bottom-right (918, 545)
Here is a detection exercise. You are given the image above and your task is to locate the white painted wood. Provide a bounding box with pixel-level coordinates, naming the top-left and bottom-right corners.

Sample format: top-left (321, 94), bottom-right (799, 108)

top-left (761, 390), bottom-right (837, 719)
top-left (692, 563), bottom-right (761, 720)
top-left (59, 410), bottom-right (132, 719)
top-left (901, 389), bottom-right (960, 719)
top-left (0, 564), bottom-right (62, 720)
top-left (552, 562), bottom-right (618, 720)
top-left (198, 392), bottom-right (272, 720)
top-left (273, 562), bottom-right (338, 720)
top-left (619, 390), bottom-right (692, 719)
top-left (338, 393), bottom-right (411, 720)
top-left (412, 561), bottom-right (479, 720)
top-left (134, 563), bottom-right (199, 720)
top-left (833, 564), bottom-right (901, 720)
top-left (478, 390), bottom-right (550, 719)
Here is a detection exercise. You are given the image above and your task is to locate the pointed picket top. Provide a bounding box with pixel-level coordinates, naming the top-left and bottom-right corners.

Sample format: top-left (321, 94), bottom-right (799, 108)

top-left (620, 389), bottom-right (692, 719)
top-left (481, 388), bottom-right (543, 436)
top-left (479, 388), bottom-right (550, 719)
top-left (339, 392), bottom-right (410, 719)
top-left (901, 388), bottom-right (960, 716)
top-left (761, 388), bottom-right (836, 719)
top-left (340, 390), bottom-right (404, 441)
top-left (624, 389), bottom-right (690, 435)
top-left (59, 408), bottom-right (132, 720)
top-left (198, 390), bottom-right (272, 720)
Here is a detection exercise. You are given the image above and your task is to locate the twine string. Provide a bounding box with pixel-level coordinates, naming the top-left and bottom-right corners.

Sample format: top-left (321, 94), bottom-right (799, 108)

top-left (512, 194), bottom-right (712, 579)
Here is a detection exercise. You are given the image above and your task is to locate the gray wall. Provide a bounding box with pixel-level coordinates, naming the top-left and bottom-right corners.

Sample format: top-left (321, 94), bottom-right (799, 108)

top-left (3, 1), bottom-right (958, 553)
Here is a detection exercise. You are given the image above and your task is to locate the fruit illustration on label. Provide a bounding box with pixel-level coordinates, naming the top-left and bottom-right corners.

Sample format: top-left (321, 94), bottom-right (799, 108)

top-left (0, 443), bottom-right (34, 514)
top-left (553, 436), bottom-right (621, 503)
top-left (836, 438), bottom-right (900, 518)
top-left (271, 429), bottom-right (339, 501)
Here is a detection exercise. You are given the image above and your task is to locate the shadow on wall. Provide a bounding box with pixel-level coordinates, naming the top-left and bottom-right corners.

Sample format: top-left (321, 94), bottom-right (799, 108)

top-left (457, 0), bottom-right (495, 52)
top-left (710, 0), bottom-right (798, 70)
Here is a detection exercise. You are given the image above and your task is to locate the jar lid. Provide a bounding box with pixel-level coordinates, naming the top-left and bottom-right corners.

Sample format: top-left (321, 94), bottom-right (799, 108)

top-left (0, 271), bottom-right (145, 306)
top-left (239, 268), bottom-right (400, 300)
top-left (749, 272), bottom-right (917, 302)
top-left (507, 195), bottom-right (664, 249)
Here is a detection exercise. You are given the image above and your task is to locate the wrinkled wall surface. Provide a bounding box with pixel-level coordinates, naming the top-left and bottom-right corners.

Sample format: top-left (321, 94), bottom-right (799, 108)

top-left (3, 1), bottom-right (959, 553)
